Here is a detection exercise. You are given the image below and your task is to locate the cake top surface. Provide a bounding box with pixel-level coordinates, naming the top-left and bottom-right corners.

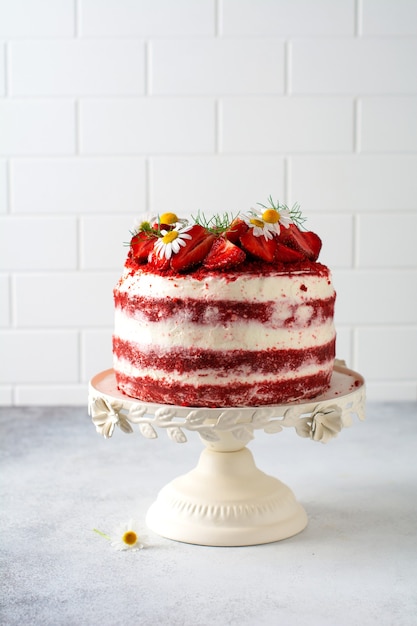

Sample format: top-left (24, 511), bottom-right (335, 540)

top-left (125, 196), bottom-right (325, 277)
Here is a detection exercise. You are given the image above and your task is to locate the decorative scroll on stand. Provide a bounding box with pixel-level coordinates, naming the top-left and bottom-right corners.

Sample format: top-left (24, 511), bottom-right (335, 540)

top-left (89, 362), bottom-right (365, 546)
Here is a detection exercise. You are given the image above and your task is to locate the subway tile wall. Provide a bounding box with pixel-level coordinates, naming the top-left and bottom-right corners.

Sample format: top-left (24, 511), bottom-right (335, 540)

top-left (0, 0), bottom-right (416, 405)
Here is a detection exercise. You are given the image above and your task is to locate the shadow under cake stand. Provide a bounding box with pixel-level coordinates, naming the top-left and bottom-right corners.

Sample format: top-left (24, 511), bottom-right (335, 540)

top-left (89, 362), bottom-right (365, 547)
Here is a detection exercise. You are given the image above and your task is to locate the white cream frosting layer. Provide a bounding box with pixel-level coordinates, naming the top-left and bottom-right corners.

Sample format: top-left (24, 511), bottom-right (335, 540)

top-left (114, 309), bottom-right (335, 351)
top-left (116, 266), bottom-right (335, 303)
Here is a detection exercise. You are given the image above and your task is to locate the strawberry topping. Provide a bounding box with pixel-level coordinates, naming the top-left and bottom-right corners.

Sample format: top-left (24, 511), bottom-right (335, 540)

top-left (278, 224), bottom-right (322, 261)
top-left (126, 201), bottom-right (323, 272)
top-left (203, 236), bottom-right (246, 270)
top-left (239, 230), bottom-right (278, 263)
top-left (226, 218), bottom-right (249, 244)
top-left (130, 231), bottom-right (157, 263)
top-left (170, 225), bottom-right (216, 272)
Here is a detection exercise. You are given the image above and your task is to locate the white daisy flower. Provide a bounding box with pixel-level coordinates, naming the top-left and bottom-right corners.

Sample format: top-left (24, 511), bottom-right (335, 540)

top-left (245, 206), bottom-right (293, 240)
top-left (93, 519), bottom-right (145, 551)
top-left (154, 223), bottom-right (193, 260)
top-left (159, 212), bottom-right (180, 225)
top-left (110, 519), bottom-right (144, 551)
top-left (245, 210), bottom-right (275, 240)
top-left (131, 214), bottom-right (157, 235)
top-left (262, 206), bottom-right (293, 231)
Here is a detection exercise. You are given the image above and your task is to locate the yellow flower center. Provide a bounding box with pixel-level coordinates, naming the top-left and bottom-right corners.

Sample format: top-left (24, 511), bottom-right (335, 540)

top-left (262, 209), bottom-right (280, 223)
top-left (162, 230), bottom-right (179, 244)
top-left (250, 218), bottom-right (265, 228)
top-left (160, 212), bottom-right (178, 225)
top-left (122, 531), bottom-right (138, 546)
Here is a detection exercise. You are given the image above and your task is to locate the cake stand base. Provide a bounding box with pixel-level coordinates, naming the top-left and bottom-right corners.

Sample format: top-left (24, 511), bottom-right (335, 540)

top-left (146, 446), bottom-right (307, 546)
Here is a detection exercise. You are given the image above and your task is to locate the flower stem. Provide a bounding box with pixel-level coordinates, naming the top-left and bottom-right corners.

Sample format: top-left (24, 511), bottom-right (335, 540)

top-left (93, 528), bottom-right (111, 541)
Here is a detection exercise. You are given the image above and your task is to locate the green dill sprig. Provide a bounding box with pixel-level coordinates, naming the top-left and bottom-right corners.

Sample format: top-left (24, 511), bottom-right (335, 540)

top-left (257, 196), bottom-right (307, 229)
top-left (192, 210), bottom-right (239, 235)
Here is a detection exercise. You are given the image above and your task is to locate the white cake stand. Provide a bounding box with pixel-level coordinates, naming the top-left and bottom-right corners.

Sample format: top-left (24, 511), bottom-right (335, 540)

top-left (89, 361), bottom-right (365, 547)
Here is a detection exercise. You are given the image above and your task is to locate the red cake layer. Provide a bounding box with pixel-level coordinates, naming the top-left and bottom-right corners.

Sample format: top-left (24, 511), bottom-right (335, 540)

top-left (115, 370), bottom-right (333, 408)
top-left (113, 338), bottom-right (335, 374)
top-left (114, 292), bottom-right (335, 326)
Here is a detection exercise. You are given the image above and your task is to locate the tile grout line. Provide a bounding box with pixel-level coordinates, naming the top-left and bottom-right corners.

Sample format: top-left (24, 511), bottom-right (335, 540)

top-left (144, 41), bottom-right (150, 96)
top-left (352, 212), bottom-right (360, 270)
top-left (78, 329), bottom-right (84, 385)
top-left (284, 40), bottom-right (290, 96)
top-left (145, 158), bottom-right (151, 213)
top-left (215, 0), bottom-right (221, 37)
top-left (355, 0), bottom-right (362, 37)
top-left (284, 40), bottom-right (290, 201)
top-left (215, 99), bottom-right (220, 154)
top-left (74, 0), bottom-right (80, 37)
top-left (353, 97), bottom-right (361, 153)
top-left (4, 40), bottom-right (10, 97)
top-left (74, 99), bottom-right (80, 155)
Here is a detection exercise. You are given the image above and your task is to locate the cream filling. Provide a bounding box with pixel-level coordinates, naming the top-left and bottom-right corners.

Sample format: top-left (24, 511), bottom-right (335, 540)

top-left (114, 310), bottom-right (335, 351)
top-left (116, 267), bottom-right (335, 303)
top-left (114, 356), bottom-right (334, 385)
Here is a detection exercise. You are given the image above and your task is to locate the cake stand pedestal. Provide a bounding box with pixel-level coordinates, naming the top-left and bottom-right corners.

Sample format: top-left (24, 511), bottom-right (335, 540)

top-left (89, 362), bottom-right (365, 547)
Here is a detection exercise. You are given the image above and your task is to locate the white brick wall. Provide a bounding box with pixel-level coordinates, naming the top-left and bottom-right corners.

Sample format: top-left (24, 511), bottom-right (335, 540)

top-left (1, 0), bottom-right (416, 405)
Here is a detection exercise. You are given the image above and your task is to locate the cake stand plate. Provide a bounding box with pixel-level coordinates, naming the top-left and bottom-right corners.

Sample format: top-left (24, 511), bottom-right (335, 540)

top-left (89, 362), bottom-right (365, 547)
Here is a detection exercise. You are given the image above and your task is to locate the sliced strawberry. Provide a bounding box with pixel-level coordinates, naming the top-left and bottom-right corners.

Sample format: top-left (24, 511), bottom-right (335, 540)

top-left (203, 236), bottom-right (246, 270)
top-left (147, 247), bottom-right (171, 271)
top-left (274, 244), bottom-right (305, 263)
top-left (301, 231), bottom-right (322, 261)
top-left (170, 225), bottom-right (215, 272)
top-left (226, 218), bottom-right (249, 244)
top-left (279, 224), bottom-right (322, 261)
top-left (239, 230), bottom-right (278, 263)
top-left (130, 231), bottom-right (157, 263)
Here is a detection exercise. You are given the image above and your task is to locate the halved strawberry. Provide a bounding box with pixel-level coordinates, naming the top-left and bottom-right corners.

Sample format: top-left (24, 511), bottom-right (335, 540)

top-left (170, 225), bottom-right (215, 272)
top-left (279, 224), bottom-right (322, 261)
top-left (239, 230), bottom-right (278, 262)
top-left (274, 244), bottom-right (305, 263)
top-left (147, 247), bottom-right (171, 271)
top-left (130, 231), bottom-right (157, 263)
top-left (226, 218), bottom-right (249, 244)
top-left (203, 236), bottom-right (246, 270)
top-left (301, 231), bottom-right (322, 261)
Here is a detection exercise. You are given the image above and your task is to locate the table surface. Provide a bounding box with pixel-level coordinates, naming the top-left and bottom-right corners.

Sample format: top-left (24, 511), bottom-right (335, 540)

top-left (1, 402), bottom-right (416, 626)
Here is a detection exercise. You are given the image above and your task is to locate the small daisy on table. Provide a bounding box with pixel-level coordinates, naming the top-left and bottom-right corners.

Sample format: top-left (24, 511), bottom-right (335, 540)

top-left (93, 519), bottom-right (144, 552)
top-left (111, 519), bottom-right (144, 551)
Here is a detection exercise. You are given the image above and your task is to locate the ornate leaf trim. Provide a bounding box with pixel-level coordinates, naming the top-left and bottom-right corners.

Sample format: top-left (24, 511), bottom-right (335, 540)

top-left (89, 384), bottom-right (365, 445)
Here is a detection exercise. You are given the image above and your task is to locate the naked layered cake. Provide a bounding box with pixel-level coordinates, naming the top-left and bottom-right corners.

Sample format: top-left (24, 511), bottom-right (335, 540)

top-left (113, 198), bottom-right (336, 408)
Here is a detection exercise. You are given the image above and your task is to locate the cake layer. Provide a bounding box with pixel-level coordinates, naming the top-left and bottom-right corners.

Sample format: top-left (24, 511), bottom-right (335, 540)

top-left (114, 370), bottom-right (333, 408)
top-left (116, 263), bottom-right (335, 303)
top-left (114, 312), bottom-right (335, 350)
top-left (113, 340), bottom-right (335, 374)
top-left (114, 293), bottom-right (335, 326)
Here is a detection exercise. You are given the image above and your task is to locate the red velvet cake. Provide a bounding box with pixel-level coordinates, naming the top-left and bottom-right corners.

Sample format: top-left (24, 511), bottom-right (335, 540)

top-left (113, 199), bottom-right (336, 408)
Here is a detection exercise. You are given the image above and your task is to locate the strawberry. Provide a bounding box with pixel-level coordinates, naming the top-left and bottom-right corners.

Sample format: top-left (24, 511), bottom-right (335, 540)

top-left (302, 231), bottom-right (322, 261)
top-left (239, 230), bottom-right (278, 263)
top-left (274, 244), bottom-right (305, 263)
top-left (170, 225), bottom-right (215, 272)
top-left (279, 224), bottom-right (322, 261)
top-left (130, 231), bottom-right (157, 263)
top-left (147, 247), bottom-right (171, 271)
top-left (226, 218), bottom-right (249, 244)
top-left (203, 236), bottom-right (246, 270)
